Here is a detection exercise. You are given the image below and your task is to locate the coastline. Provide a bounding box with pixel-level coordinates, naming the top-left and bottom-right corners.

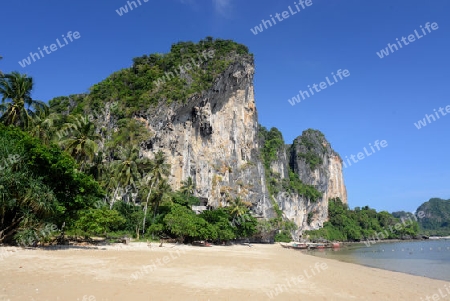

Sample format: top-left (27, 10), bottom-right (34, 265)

top-left (0, 243), bottom-right (447, 300)
top-left (304, 239), bottom-right (450, 282)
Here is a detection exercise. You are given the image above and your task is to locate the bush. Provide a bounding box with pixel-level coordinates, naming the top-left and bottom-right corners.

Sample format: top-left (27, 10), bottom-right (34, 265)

top-left (200, 209), bottom-right (236, 241)
top-left (73, 208), bottom-right (126, 237)
top-left (0, 125), bottom-right (103, 245)
top-left (163, 204), bottom-right (215, 242)
top-left (274, 231), bottom-right (292, 242)
top-left (305, 198), bottom-right (420, 242)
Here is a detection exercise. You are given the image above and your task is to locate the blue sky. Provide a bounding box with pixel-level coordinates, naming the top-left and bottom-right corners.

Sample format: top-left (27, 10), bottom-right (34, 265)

top-left (2, 0), bottom-right (449, 213)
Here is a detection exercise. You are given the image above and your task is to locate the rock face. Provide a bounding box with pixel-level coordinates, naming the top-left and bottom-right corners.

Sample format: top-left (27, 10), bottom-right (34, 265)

top-left (136, 56), bottom-right (347, 237)
top-left (288, 131), bottom-right (347, 234)
top-left (260, 129), bottom-right (347, 239)
top-left (415, 198), bottom-right (450, 235)
top-left (139, 55), bottom-right (275, 219)
top-left (64, 47), bottom-right (347, 238)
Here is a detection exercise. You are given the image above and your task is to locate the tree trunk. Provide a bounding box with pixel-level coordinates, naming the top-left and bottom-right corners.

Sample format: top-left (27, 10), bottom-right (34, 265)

top-left (152, 199), bottom-right (160, 222)
top-left (142, 180), bottom-right (155, 234)
top-left (110, 186), bottom-right (120, 210)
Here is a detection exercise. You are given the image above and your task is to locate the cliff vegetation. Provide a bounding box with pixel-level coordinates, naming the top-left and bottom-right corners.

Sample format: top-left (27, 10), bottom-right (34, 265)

top-left (416, 198), bottom-right (450, 236)
top-left (0, 37), bottom-right (348, 246)
top-left (305, 198), bottom-right (420, 241)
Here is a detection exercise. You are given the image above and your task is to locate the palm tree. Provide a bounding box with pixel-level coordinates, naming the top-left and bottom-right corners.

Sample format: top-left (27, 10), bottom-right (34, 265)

top-left (58, 115), bottom-right (101, 169)
top-left (153, 178), bottom-right (172, 210)
top-left (0, 72), bottom-right (48, 128)
top-left (141, 150), bottom-right (171, 232)
top-left (0, 161), bottom-right (58, 245)
top-left (98, 162), bottom-right (121, 209)
top-left (110, 144), bottom-right (153, 206)
top-left (89, 151), bottom-right (106, 181)
top-left (111, 145), bottom-right (142, 200)
top-left (106, 118), bottom-right (152, 149)
top-left (180, 176), bottom-right (196, 197)
top-left (0, 55), bottom-right (3, 77)
top-left (28, 112), bottom-right (60, 145)
top-left (228, 197), bottom-right (252, 219)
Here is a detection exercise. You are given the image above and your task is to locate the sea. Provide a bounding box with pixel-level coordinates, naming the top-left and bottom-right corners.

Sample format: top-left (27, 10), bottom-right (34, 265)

top-left (305, 240), bottom-right (450, 281)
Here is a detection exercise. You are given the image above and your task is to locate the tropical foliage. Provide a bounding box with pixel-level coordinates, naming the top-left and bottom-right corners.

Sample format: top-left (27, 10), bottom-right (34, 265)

top-left (305, 198), bottom-right (420, 241)
top-left (48, 38), bottom-right (251, 119)
top-left (0, 72), bottom-right (47, 128)
top-left (58, 115), bottom-right (101, 169)
top-left (148, 196), bottom-right (258, 243)
top-left (0, 40), bottom-right (262, 246)
top-left (416, 198), bottom-right (450, 236)
top-left (295, 131), bottom-right (325, 171)
top-left (259, 126), bottom-right (322, 203)
top-left (0, 125), bottom-right (103, 244)
top-left (1, 38), bottom-right (426, 247)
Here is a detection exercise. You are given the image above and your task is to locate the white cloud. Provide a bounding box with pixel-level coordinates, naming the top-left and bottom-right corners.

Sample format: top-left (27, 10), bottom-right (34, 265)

top-left (179, 0), bottom-right (232, 17)
top-left (212, 0), bottom-right (232, 17)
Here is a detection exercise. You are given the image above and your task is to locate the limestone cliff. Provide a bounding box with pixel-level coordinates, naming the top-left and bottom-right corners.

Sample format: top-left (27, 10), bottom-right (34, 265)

top-left (137, 55), bottom-right (274, 219)
top-left (260, 128), bottom-right (347, 239)
top-left (50, 38), bottom-right (347, 238)
top-left (289, 130), bottom-right (347, 230)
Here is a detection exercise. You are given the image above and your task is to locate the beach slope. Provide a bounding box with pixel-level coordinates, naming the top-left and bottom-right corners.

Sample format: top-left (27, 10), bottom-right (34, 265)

top-left (0, 243), bottom-right (445, 301)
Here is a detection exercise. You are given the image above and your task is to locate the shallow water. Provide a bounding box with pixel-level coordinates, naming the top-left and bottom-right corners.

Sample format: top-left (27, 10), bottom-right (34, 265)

top-left (305, 240), bottom-right (450, 281)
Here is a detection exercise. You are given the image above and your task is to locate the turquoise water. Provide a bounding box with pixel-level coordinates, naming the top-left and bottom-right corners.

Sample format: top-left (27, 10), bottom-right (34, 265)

top-left (304, 240), bottom-right (450, 281)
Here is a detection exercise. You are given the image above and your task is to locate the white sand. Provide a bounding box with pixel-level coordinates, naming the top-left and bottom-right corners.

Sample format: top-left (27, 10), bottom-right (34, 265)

top-left (0, 243), bottom-right (446, 300)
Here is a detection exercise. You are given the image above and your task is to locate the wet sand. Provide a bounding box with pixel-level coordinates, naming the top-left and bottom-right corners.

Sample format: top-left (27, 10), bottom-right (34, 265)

top-left (0, 243), bottom-right (446, 301)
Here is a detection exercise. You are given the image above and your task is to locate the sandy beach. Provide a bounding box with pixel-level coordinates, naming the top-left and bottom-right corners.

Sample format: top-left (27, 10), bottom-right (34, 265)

top-left (0, 243), bottom-right (447, 301)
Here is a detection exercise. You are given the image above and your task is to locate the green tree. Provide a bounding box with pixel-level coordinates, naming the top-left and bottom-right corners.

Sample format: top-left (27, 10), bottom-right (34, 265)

top-left (234, 213), bottom-right (258, 238)
top-left (170, 191), bottom-right (201, 208)
top-left (112, 201), bottom-right (145, 239)
top-left (0, 72), bottom-right (48, 128)
top-left (153, 179), bottom-right (173, 209)
top-left (164, 204), bottom-right (214, 243)
top-left (58, 115), bottom-right (101, 169)
top-left (97, 162), bottom-right (121, 209)
top-left (28, 112), bottom-right (60, 145)
top-left (141, 150), bottom-right (171, 231)
top-left (200, 208), bottom-right (236, 242)
top-left (0, 125), bottom-right (103, 244)
top-left (227, 197), bottom-right (252, 219)
top-left (306, 197), bottom-right (420, 242)
top-left (110, 145), bottom-right (142, 203)
top-left (108, 118), bottom-right (152, 148)
top-left (417, 198), bottom-right (450, 236)
top-left (74, 207), bottom-right (125, 237)
top-left (180, 176), bottom-right (196, 197)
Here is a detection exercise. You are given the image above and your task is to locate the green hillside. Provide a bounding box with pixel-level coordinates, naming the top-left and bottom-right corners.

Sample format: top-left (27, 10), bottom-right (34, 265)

top-left (416, 198), bottom-right (450, 236)
top-left (49, 37), bottom-right (251, 118)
